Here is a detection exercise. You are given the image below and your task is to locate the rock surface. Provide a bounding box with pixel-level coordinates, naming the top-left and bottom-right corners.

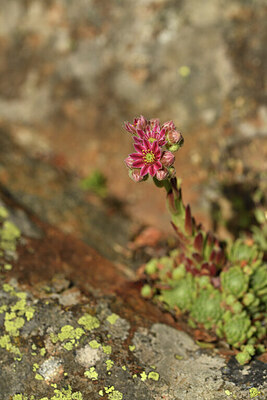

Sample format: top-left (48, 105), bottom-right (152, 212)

top-left (0, 171), bottom-right (266, 399)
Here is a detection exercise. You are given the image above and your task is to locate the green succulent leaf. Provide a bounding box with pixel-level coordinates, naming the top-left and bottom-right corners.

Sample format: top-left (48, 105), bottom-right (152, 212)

top-left (221, 266), bottom-right (249, 298)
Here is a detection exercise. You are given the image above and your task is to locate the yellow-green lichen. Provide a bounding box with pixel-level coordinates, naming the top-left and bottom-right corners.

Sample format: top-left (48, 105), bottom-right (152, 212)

top-left (50, 325), bottom-right (85, 349)
top-left (108, 391), bottom-right (123, 400)
top-left (128, 345), bottom-right (135, 352)
top-left (0, 304), bottom-right (7, 313)
top-left (84, 367), bottom-right (98, 380)
top-left (148, 371), bottom-right (159, 381)
top-left (0, 220), bottom-right (21, 251)
top-left (4, 316), bottom-right (25, 336)
top-left (103, 386), bottom-right (123, 399)
top-left (121, 366), bottom-right (126, 371)
top-left (11, 386), bottom-right (83, 400)
top-left (51, 385), bottom-right (83, 400)
top-left (78, 314), bottom-right (100, 331)
top-left (4, 263), bottom-right (12, 270)
top-left (105, 359), bottom-right (114, 371)
top-left (104, 386), bottom-right (115, 394)
top-left (32, 363), bottom-right (39, 372)
top-left (3, 283), bottom-right (15, 293)
top-left (99, 390), bottom-right (104, 396)
top-left (102, 345), bottom-right (112, 355)
top-left (89, 339), bottom-right (100, 349)
top-left (40, 347), bottom-right (46, 356)
top-left (249, 388), bottom-right (261, 398)
top-left (58, 325), bottom-right (84, 342)
top-left (0, 206), bottom-right (9, 219)
top-left (140, 371), bottom-right (147, 382)
top-left (63, 341), bottom-right (74, 351)
top-left (35, 373), bottom-right (44, 380)
top-left (106, 313), bottom-right (119, 325)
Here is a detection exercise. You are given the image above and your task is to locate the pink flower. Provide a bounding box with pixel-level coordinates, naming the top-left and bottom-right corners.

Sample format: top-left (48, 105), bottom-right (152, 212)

top-left (129, 139), bottom-right (162, 177)
top-left (124, 115), bottom-right (148, 134)
top-left (161, 151), bottom-right (175, 167)
top-left (133, 127), bottom-right (167, 147)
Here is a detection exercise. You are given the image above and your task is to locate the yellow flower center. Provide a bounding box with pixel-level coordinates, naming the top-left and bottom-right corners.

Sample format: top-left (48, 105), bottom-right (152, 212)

top-left (142, 150), bottom-right (155, 164)
top-left (148, 137), bottom-right (157, 143)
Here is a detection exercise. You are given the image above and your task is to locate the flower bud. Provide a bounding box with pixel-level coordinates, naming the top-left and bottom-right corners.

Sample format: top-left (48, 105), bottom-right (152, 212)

top-left (155, 168), bottom-right (168, 181)
top-left (168, 143), bottom-right (181, 152)
top-left (149, 118), bottom-right (160, 130)
top-left (162, 120), bottom-right (176, 132)
top-left (124, 122), bottom-right (136, 134)
top-left (161, 151), bottom-right (175, 167)
top-left (124, 155), bottom-right (134, 168)
top-left (129, 169), bottom-right (145, 182)
top-left (136, 115), bottom-right (147, 130)
top-left (168, 130), bottom-right (183, 144)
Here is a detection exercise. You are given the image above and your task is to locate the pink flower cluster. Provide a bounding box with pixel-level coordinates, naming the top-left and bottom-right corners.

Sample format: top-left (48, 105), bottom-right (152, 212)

top-left (124, 115), bottom-right (183, 182)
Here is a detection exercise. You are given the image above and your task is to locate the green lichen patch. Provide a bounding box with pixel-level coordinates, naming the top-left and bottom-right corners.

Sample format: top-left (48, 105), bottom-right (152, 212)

top-left (0, 220), bottom-right (21, 252)
top-left (106, 313), bottom-right (119, 325)
top-left (35, 373), bottom-right (44, 380)
top-left (103, 386), bottom-right (123, 400)
top-left (0, 206), bottom-right (9, 220)
top-left (11, 385), bottom-right (83, 400)
top-left (105, 359), bottom-right (114, 371)
top-left (249, 388), bottom-right (261, 398)
top-left (89, 339), bottom-right (101, 349)
top-left (148, 371), bottom-right (159, 381)
top-left (40, 347), bottom-right (46, 356)
top-left (78, 314), bottom-right (100, 331)
top-left (84, 366), bottom-right (98, 380)
top-left (0, 286), bottom-right (36, 360)
top-left (102, 345), bottom-right (112, 355)
top-left (140, 371), bottom-right (147, 382)
top-left (50, 325), bottom-right (85, 350)
top-left (0, 334), bottom-right (21, 356)
top-left (33, 363), bottom-right (39, 372)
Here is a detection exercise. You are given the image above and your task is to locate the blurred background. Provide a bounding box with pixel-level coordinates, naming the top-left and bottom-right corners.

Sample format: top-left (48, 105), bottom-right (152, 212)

top-left (0, 0), bottom-right (266, 262)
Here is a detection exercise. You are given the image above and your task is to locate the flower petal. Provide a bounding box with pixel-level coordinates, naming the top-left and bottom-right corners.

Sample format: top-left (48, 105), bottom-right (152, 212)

top-left (151, 140), bottom-right (158, 153)
top-left (143, 139), bottom-right (151, 151)
top-left (134, 143), bottom-right (144, 153)
top-left (132, 160), bottom-right (144, 168)
top-left (154, 161), bottom-right (162, 170)
top-left (148, 164), bottom-right (156, 176)
top-left (129, 152), bottom-right (143, 160)
top-left (133, 136), bottom-right (142, 144)
top-left (140, 164), bottom-right (149, 176)
top-left (137, 129), bottom-right (145, 139)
